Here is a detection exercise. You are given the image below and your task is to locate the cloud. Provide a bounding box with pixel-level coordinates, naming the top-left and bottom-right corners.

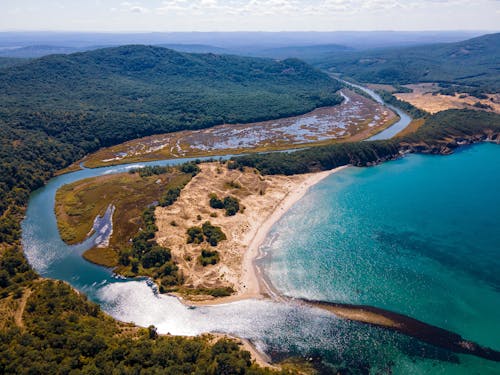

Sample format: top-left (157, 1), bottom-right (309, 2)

top-left (119, 1), bottom-right (150, 14)
top-left (152, 0), bottom-right (476, 17)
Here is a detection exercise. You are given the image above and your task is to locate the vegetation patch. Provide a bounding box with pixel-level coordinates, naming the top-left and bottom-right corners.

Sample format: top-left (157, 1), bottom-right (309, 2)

top-left (82, 247), bottom-right (118, 268)
top-left (55, 163), bottom-right (197, 279)
top-left (187, 221), bottom-right (227, 247)
top-left (116, 206), bottom-right (184, 291)
top-left (180, 286), bottom-right (235, 298)
top-left (199, 249), bottom-right (220, 267)
top-left (209, 193), bottom-right (241, 216)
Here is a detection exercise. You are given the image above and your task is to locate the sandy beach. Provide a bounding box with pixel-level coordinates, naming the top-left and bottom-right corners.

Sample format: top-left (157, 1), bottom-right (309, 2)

top-left (155, 162), bottom-right (348, 305)
top-left (238, 165), bottom-right (348, 302)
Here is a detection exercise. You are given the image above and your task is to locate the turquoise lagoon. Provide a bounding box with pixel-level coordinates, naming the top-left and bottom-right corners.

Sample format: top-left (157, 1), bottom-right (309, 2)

top-left (261, 143), bottom-right (500, 349)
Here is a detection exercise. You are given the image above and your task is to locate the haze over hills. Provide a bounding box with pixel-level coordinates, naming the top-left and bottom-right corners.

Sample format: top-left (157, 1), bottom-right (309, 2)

top-left (0, 30), bottom-right (487, 58)
top-left (315, 32), bottom-right (500, 92)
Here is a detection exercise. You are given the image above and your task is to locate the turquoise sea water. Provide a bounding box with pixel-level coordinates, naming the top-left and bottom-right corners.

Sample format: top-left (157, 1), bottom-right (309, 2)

top-left (22, 144), bottom-right (500, 374)
top-left (262, 143), bottom-right (500, 351)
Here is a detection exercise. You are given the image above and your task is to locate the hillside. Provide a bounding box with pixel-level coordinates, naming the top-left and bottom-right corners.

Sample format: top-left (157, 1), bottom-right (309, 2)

top-left (0, 44), bottom-right (341, 266)
top-left (0, 57), bottom-right (27, 69)
top-left (317, 33), bottom-right (500, 92)
top-left (0, 45), bottom-right (341, 147)
top-left (250, 44), bottom-right (352, 62)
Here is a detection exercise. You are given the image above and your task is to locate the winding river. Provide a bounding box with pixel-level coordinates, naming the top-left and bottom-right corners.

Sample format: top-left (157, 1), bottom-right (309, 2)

top-left (21, 85), bottom-right (500, 373)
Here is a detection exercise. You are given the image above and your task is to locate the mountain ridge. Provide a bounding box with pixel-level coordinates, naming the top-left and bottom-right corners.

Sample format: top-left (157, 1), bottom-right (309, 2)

top-left (316, 32), bottom-right (500, 91)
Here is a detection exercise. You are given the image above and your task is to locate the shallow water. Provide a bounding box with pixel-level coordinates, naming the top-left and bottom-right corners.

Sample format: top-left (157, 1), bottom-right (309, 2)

top-left (261, 143), bottom-right (500, 356)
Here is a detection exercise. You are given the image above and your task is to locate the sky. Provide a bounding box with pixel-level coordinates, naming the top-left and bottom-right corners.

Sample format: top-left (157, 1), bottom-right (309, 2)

top-left (0, 0), bottom-right (499, 32)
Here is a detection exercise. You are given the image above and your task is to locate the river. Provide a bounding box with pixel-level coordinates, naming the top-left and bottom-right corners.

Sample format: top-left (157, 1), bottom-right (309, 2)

top-left (21, 85), bottom-right (500, 373)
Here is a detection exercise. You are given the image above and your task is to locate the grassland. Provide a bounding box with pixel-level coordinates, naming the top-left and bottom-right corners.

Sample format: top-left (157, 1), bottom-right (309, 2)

top-left (55, 168), bottom-right (192, 268)
top-left (394, 83), bottom-right (500, 114)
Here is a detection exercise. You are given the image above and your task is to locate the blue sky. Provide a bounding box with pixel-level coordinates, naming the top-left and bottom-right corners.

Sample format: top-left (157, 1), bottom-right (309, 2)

top-left (1, 0), bottom-right (499, 31)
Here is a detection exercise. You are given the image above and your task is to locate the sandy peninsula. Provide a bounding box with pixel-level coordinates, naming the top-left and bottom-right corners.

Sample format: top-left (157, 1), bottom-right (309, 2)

top-left (154, 162), bottom-right (347, 305)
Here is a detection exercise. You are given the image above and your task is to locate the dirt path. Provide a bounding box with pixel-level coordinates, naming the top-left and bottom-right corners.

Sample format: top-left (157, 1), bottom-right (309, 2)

top-left (14, 288), bottom-right (32, 329)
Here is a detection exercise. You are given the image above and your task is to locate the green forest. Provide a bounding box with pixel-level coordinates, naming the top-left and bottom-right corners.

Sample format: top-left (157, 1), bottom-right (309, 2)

top-left (0, 44), bottom-right (341, 264)
top-left (0, 280), bottom-right (282, 374)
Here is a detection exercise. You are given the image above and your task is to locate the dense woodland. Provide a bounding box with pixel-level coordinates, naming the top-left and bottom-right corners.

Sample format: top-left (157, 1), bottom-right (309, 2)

top-left (317, 33), bottom-right (500, 93)
top-left (0, 45), bottom-right (342, 147)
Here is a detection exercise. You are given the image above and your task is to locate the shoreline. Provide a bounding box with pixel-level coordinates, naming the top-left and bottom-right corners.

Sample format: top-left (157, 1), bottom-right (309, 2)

top-left (180, 165), bottom-right (349, 307)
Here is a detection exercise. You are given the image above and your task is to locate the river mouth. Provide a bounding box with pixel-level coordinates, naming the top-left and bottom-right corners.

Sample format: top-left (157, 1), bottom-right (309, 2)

top-left (20, 81), bottom-right (500, 373)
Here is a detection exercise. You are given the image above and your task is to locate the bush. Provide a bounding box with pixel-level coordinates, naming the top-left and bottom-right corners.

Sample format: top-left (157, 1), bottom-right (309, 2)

top-left (187, 227), bottom-right (204, 244)
top-left (141, 247), bottom-right (172, 269)
top-left (209, 194), bottom-right (240, 216)
top-left (223, 196), bottom-right (240, 216)
top-left (180, 162), bottom-right (200, 176)
top-left (209, 193), bottom-right (224, 209)
top-left (160, 187), bottom-right (182, 207)
top-left (202, 222), bottom-right (227, 246)
top-left (199, 249), bottom-right (220, 266)
top-left (186, 222), bottom-right (226, 246)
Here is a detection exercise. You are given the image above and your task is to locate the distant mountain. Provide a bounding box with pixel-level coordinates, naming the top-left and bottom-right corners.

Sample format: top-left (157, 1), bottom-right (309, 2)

top-left (155, 44), bottom-right (230, 54)
top-left (0, 45), bottom-right (81, 58)
top-left (318, 33), bottom-right (500, 92)
top-left (249, 44), bottom-right (353, 62)
top-left (0, 31), bottom-right (484, 51)
top-left (0, 45), bottom-right (341, 148)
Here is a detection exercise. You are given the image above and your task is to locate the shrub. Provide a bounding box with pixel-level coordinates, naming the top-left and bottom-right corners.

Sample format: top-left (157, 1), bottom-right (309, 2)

top-left (141, 247), bottom-right (172, 269)
top-left (187, 227), bottom-right (204, 244)
top-left (209, 194), bottom-right (240, 216)
top-left (222, 196), bottom-right (240, 216)
top-left (209, 193), bottom-right (224, 209)
top-left (199, 249), bottom-right (220, 266)
top-left (202, 222), bottom-right (227, 246)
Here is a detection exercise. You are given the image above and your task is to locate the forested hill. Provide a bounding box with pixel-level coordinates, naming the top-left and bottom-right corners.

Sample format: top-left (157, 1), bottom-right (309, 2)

top-left (0, 45), bottom-right (341, 147)
top-left (317, 33), bottom-right (500, 92)
top-left (0, 57), bottom-right (27, 69)
top-left (0, 44), bottom-right (341, 249)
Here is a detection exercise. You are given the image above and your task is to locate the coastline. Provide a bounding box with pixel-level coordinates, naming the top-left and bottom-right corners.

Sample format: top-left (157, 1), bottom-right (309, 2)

top-left (179, 165), bottom-right (349, 307)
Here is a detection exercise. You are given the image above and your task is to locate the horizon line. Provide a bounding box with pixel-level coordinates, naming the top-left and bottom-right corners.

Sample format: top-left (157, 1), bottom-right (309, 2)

top-left (0, 29), bottom-right (498, 34)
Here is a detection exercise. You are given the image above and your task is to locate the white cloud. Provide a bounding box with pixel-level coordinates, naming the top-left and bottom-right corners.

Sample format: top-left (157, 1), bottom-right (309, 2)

top-left (120, 1), bottom-right (150, 14)
top-left (1, 0), bottom-right (498, 31)
top-left (152, 0), bottom-right (482, 17)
